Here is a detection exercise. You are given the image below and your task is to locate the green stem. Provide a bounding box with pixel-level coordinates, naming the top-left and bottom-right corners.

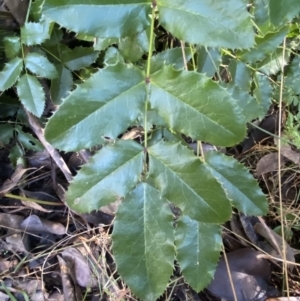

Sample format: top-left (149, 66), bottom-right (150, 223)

top-left (4, 193), bottom-right (64, 206)
top-left (25, 0), bottom-right (32, 23)
top-left (143, 2), bottom-right (156, 160)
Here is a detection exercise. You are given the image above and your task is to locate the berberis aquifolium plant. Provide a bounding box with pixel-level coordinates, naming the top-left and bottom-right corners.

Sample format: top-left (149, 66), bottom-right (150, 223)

top-left (0, 0), bottom-right (298, 300)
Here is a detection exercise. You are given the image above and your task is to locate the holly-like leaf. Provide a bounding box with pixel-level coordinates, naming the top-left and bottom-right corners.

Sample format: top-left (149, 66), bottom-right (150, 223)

top-left (21, 19), bottom-right (51, 45)
top-left (158, 0), bottom-right (255, 48)
top-left (205, 151), bottom-right (268, 216)
top-left (45, 63), bottom-right (146, 151)
top-left (16, 74), bottom-right (45, 117)
top-left (15, 125), bottom-right (43, 151)
top-left (238, 26), bottom-right (289, 64)
top-left (0, 124), bottom-right (14, 145)
top-left (66, 140), bottom-right (144, 213)
top-left (62, 47), bottom-right (99, 71)
top-left (42, 0), bottom-right (151, 39)
top-left (253, 73), bottom-right (272, 118)
top-left (269, 0), bottom-right (300, 27)
top-left (0, 57), bottom-right (23, 91)
top-left (285, 56), bottom-right (300, 95)
top-left (197, 47), bottom-right (221, 77)
top-left (148, 140), bottom-right (232, 223)
top-left (175, 215), bottom-right (222, 291)
top-left (150, 65), bottom-right (246, 147)
top-left (228, 60), bottom-right (251, 92)
top-left (112, 183), bottom-right (174, 301)
top-left (4, 36), bottom-right (21, 59)
top-left (50, 65), bottom-right (73, 104)
top-left (25, 52), bottom-right (58, 79)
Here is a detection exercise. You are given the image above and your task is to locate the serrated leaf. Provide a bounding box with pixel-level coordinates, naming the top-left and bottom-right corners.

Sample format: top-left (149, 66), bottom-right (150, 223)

top-left (62, 47), bottom-right (99, 71)
top-left (66, 140), bottom-right (144, 213)
top-left (42, 0), bottom-right (151, 39)
top-left (197, 47), bottom-right (221, 77)
top-left (150, 47), bottom-right (194, 74)
top-left (224, 84), bottom-right (263, 122)
top-left (16, 74), bottom-right (45, 117)
top-left (148, 140), bottom-right (231, 223)
top-left (25, 52), bottom-right (58, 79)
top-left (50, 65), bottom-right (73, 104)
top-left (158, 0), bottom-right (255, 48)
top-left (175, 215), bottom-right (222, 291)
top-left (239, 26), bottom-right (289, 63)
top-left (21, 20), bottom-right (50, 46)
top-left (253, 73), bottom-right (272, 118)
top-left (228, 60), bottom-right (251, 91)
top-left (45, 63), bottom-right (145, 151)
top-left (269, 0), bottom-right (300, 27)
top-left (0, 124), bottom-right (14, 145)
top-left (205, 151), bottom-right (268, 216)
top-left (0, 57), bottom-right (23, 91)
top-left (112, 183), bottom-right (174, 301)
top-left (285, 56), bottom-right (300, 95)
top-left (150, 65), bottom-right (246, 147)
top-left (4, 36), bottom-right (21, 59)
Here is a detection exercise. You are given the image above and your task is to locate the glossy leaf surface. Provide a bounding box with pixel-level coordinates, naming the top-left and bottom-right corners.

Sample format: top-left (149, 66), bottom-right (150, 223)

top-left (42, 0), bottom-right (151, 38)
top-left (45, 64), bottom-right (145, 151)
top-left (16, 74), bottom-right (45, 117)
top-left (148, 140), bottom-right (232, 223)
top-left (150, 66), bottom-right (246, 147)
top-left (0, 57), bottom-right (23, 91)
top-left (175, 215), bottom-right (222, 291)
top-left (205, 151), bottom-right (268, 216)
top-left (25, 52), bottom-right (57, 79)
top-left (112, 183), bottom-right (174, 301)
top-left (66, 140), bottom-right (144, 213)
top-left (21, 21), bottom-right (50, 45)
top-left (158, 0), bottom-right (255, 48)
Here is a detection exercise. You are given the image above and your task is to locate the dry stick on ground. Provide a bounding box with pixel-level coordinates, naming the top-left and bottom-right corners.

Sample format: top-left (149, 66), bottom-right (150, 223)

top-left (24, 109), bottom-right (73, 182)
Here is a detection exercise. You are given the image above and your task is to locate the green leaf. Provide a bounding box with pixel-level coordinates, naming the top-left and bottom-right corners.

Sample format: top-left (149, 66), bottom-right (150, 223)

top-left (45, 63), bottom-right (145, 151)
top-left (175, 216), bottom-right (222, 291)
top-left (285, 56), bottom-right (300, 95)
top-left (50, 65), bottom-right (73, 104)
top-left (16, 74), bottom-right (45, 117)
top-left (253, 73), bottom-right (272, 117)
top-left (158, 0), bottom-right (255, 48)
top-left (21, 19), bottom-right (51, 45)
top-left (269, 0), bottom-right (300, 27)
top-left (25, 52), bottom-right (57, 79)
top-left (228, 60), bottom-right (251, 91)
top-left (0, 124), bottom-right (14, 145)
top-left (150, 47), bottom-right (194, 74)
top-left (112, 183), bottom-right (174, 301)
top-left (150, 66), bottom-right (246, 147)
top-left (66, 140), bottom-right (144, 213)
top-left (205, 151), bottom-right (268, 216)
top-left (148, 140), bottom-right (232, 223)
top-left (4, 36), bottom-right (21, 59)
top-left (0, 57), bottom-right (23, 91)
top-left (42, 0), bottom-right (151, 39)
top-left (197, 47), bottom-right (221, 77)
top-left (62, 47), bottom-right (99, 71)
top-left (238, 26), bottom-right (289, 63)
top-left (15, 125), bottom-right (43, 151)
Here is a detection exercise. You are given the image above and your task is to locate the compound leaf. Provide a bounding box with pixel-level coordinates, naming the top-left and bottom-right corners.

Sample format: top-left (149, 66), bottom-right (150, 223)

top-left (150, 65), bottom-right (246, 147)
top-left (25, 52), bottom-right (57, 79)
top-left (148, 140), bottom-right (231, 223)
top-left (112, 183), bottom-right (174, 301)
top-left (175, 215), bottom-right (222, 291)
top-left (205, 151), bottom-right (268, 216)
top-left (45, 63), bottom-right (145, 151)
top-left (16, 74), bottom-right (45, 117)
top-left (66, 140), bottom-right (144, 213)
top-left (0, 57), bottom-right (23, 91)
top-left (42, 0), bottom-right (151, 39)
top-left (158, 0), bottom-right (255, 48)
top-left (21, 20), bottom-right (51, 45)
